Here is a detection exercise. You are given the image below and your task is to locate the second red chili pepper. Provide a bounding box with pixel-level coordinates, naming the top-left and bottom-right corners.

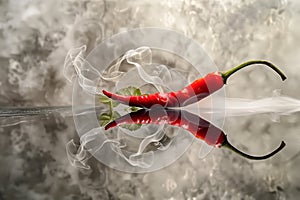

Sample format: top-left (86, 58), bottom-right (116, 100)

top-left (105, 108), bottom-right (285, 160)
top-left (102, 60), bottom-right (286, 108)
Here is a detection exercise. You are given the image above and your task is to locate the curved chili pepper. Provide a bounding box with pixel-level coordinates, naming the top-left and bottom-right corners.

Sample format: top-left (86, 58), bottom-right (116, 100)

top-left (105, 108), bottom-right (285, 160)
top-left (102, 60), bottom-right (286, 108)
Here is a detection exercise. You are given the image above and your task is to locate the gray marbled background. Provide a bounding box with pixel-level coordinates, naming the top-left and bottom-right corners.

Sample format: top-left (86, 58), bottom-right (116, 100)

top-left (1, 0), bottom-right (300, 199)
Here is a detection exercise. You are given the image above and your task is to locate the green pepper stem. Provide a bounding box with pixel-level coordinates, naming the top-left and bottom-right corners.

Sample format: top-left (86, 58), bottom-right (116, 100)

top-left (222, 136), bottom-right (286, 160)
top-left (221, 60), bottom-right (287, 84)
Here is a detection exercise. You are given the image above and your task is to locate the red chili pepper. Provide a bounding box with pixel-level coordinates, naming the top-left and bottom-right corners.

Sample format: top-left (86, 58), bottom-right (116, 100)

top-left (105, 108), bottom-right (285, 160)
top-left (102, 60), bottom-right (286, 108)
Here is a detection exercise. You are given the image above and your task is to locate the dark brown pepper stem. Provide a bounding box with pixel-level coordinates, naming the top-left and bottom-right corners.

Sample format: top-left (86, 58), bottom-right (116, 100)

top-left (222, 136), bottom-right (286, 160)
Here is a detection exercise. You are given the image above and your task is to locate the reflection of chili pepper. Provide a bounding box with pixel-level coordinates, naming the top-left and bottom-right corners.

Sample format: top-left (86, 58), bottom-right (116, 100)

top-left (102, 61), bottom-right (286, 108)
top-left (105, 108), bottom-right (285, 160)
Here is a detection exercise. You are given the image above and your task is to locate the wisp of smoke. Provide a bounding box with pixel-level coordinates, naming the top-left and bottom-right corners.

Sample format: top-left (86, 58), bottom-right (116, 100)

top-left (64, 45), bottom-right (300, 171)
top-left (64, 45), bottom-right (194, 170)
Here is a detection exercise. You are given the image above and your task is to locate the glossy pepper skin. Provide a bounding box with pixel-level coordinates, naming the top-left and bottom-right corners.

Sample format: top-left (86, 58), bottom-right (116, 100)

top-left (102, 60), bottom-right (286, 108)
top-left (105, 108), bottom-right (286, 160)
top-left (103, 72), bottom-right (223, 108)
top-left (105, 108), bottom-right (225, 147)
